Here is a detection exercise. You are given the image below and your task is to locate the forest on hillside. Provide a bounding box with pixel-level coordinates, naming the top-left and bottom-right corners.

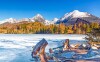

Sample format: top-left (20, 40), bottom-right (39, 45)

top-left (0, 22), bottom-right (99, 34)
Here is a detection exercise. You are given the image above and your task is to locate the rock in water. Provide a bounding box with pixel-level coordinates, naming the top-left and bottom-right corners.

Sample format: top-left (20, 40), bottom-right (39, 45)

top-left (32, 38), bottom-right (48, 55)
top-left (32, 38), bottom-right (48, 62)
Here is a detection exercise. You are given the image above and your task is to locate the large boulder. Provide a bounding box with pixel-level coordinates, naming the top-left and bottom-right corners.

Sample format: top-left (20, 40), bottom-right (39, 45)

top-left (32, 38), bottom-right (48, 55)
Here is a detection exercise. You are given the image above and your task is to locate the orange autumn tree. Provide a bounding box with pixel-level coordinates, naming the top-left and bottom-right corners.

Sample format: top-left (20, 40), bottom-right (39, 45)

top-left (59, 23), bottom-right (66, 34)
top-left (0, 21), bottom-right (99, 34)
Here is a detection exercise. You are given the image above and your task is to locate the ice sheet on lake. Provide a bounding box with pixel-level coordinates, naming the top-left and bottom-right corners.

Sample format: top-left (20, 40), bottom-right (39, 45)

top-left (0, 50), bottom-right (16, 62)
top-left (0, 34), bottom-right (89, 62)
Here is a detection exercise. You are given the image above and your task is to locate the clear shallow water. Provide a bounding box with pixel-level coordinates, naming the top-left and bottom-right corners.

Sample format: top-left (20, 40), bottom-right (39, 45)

top-left (0, 34), bottom-right (94, 62)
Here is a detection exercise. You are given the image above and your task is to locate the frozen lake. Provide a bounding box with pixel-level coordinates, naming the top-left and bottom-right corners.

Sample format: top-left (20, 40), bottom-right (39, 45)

top-left (0, 34), bottom-right (96, 62)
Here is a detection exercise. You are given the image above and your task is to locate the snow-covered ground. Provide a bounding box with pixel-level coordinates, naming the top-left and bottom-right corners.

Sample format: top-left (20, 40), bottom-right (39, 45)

top-left (0, 34), bottom-right (99, 62)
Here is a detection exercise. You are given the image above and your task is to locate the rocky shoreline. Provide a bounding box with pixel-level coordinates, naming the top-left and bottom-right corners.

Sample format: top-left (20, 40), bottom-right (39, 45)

top-left (31, 38), bottom-right (100, 62)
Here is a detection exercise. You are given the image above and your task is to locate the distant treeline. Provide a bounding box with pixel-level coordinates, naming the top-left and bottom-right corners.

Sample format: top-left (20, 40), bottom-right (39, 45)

top-left (0, 22), bottom-right (99, 34)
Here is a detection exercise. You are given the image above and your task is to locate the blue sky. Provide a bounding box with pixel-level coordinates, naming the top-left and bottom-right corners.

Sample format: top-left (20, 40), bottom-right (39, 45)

top-left (0, 0), bottom-right (100, 21)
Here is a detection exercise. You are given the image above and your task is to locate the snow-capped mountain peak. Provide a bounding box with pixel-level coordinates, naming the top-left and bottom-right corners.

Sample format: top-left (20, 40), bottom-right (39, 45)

top-left (5, 18), bottom-right (17, 23)
top-left (20, 18), bottom-right (31, 22)
top-left (0, 18), bottom-right (17, 24)
top-left (0, 14), bottom-right (45, 24)
top-left (61, 10), bottom-right (90, 21)
top-left (53, 18), bottom-right (59, 22)
top-left (33, 14), bottom-right (44, 19)
top-left (31, 14), bottom-right (45, 22)
top-left (0, 10), bottom-right (99, 25)
top-left (44, 20), bottom-right (51, 25)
